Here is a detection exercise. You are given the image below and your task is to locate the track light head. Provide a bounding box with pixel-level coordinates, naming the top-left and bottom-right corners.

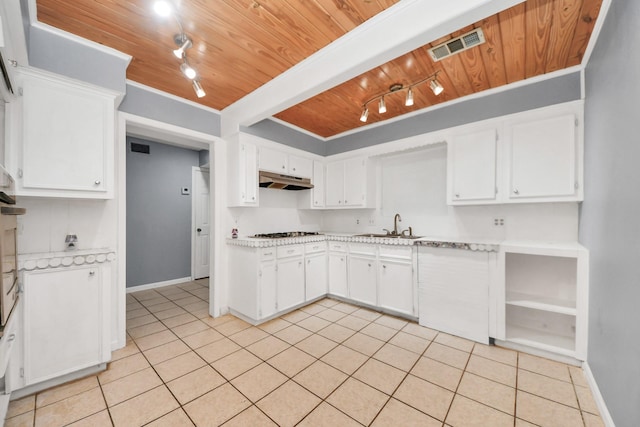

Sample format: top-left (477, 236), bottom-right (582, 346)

top-left (360, 107), bottom-right (369, 123)
top-left (378, 97), bottom-right (387, 114)
top-left (173, 35), bottom-right (192, 58)
top-left (430, 79), bottom-right (444, 96)
top-left (405, 87), bottom-right (414, 106)
top-left (193, 80), bottom-right (206, 98)
top-left (180, 62), bottom-right (197, 80)
top-left (153, 0), bottom-right (173, 17)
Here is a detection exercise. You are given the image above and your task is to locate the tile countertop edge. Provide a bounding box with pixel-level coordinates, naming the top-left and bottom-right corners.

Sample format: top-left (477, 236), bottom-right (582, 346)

top-left (18, 248), bottom-right (117, 271)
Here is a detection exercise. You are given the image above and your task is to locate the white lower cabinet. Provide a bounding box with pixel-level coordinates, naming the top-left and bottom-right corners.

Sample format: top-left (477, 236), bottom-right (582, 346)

top-left (258, 259), bottom-right (277, 319)
top-left (276, 246), bottom-right (305, 312)
top-left (348, 255), bottom-right (377, 306)
top-left (378, 247), bottom-right (415, 317)
top-left (328, 243), bottom-right (348, 298)
top-left (305, 243), bottom-right (327, 301)
top-left (21, 264), bottom-right (111, 386)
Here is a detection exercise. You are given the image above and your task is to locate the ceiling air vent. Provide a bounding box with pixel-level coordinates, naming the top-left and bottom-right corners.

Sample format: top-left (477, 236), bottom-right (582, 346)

top-left (428, 28), bottom-right (486, 62)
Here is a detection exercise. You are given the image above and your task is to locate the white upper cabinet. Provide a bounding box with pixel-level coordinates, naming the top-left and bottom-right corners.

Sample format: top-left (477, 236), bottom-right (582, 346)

top-left (446, 101), bottom-right (583, 205)
top-left (228, 135), bottom-right (258, 207)
top-left (448, 127), bottom-right (498, 204)
top-left (7, 68), bottom-right (118, 199)
top-left (505, 113), bottom-right (580, 201)
top-left (259, 146), bottom-right (312, 178)
top-left (288, 155), bottom-right (313, 178)
top-left (325, 157), bottom-right (375, 208)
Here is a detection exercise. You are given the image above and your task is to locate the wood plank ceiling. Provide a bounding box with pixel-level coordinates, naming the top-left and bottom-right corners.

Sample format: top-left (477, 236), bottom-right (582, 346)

top-left (36, 0), bottom-right (602, 139)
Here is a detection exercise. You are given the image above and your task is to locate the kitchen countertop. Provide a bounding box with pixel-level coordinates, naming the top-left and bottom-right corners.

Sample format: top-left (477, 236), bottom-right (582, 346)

top-left (18, 248), bottom-right (116, 271)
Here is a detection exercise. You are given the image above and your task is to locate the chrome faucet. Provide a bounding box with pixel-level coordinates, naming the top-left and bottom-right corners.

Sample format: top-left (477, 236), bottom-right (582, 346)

top-left (393, 213), bottom-right (402, 235)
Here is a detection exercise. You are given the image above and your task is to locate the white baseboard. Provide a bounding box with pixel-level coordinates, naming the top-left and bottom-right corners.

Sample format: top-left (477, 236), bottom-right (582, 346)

top-left (583, 362), bottom-right (616, 427)
top-left (126, 277), bottom-right (192, 293)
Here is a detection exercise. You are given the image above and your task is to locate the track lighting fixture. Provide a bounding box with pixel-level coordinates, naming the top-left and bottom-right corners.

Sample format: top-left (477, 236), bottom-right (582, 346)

top-left (193, 80), bottom-right (206, 98)
top-left (173, 35), bottom-right (192, 59)
top-left (180, 61), bottom-right (197, 79)
top-left (153, 0), bottom-right (172, 17)
top-left (359, 71), bottom-right (443, 122)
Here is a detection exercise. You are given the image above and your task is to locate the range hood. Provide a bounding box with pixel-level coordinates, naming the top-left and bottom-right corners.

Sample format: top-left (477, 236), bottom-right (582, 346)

top-left (259, 171), bottom-right (313, 191)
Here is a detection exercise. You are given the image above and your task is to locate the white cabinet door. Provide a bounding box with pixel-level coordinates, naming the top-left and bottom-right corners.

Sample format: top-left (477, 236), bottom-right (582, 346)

top-left (312, 161), bottom-right (325, 208)
top-left (328, 253), bottom-right (348, 297)
top-left (348, 256), bottom-right (377, 306)
top-left (378, 259), bottom-right (414, 316)
top-left (23, 265), bottom-right (110, 385)
top-left (240, 143), bottom-right (258, 205)
top-left (506, 114), bottom-right (577, 200)
top-left (277, 257), bottom-right (305, 311)
top-left (344, 157), bottom-right (366, 207)
top-left (449, 128), bottom-right (498, 204)
top-left (305, 253), bottom-right (327, 301)
top-left (259, 147), bottom-right (287, 174)
top-left (325, 161), bottom-right (345, 207)
top-left (259, 260), bottom-right (277, 319)
top-left (289, 155), bottom-right (313, 178)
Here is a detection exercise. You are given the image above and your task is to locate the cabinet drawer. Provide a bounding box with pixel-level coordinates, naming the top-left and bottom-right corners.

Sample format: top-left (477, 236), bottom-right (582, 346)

top-left (379, 245), bottom-right (412, 260)
top-left (305, 242), bottom-right (326, 254)
top-left (349, 243), bottom-right (376, 256)
top-left (328, 242), bottom-right (347, 252)
top-left (277, 245), bottom-right (304, 258)
top-left (259, 248), bottom-right (276, 261)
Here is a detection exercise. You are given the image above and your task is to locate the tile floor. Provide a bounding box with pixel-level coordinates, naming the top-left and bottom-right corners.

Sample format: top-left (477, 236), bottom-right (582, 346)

top-left (5, 279), bottom-right (605, 427)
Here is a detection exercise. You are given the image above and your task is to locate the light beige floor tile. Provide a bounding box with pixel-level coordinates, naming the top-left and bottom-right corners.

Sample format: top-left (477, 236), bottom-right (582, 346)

top-left (446, 395), bottom-right (514, 427)
top-left (146, 408), bottom-right (194, 426)
top-left (517, 369), bottom-right (578, 408)
top-left (126, 302), bottom-right (143, 312)
top-left (171, 320), bottom-right (210, 338)
top-left (372, 398), bottom-right (442, 427)
top-left (321, 345), bottom-right (368, 375)
top-left (326, 377), bottom-right (388, 425)
top-left (133, 329), bottom-right (178, 351)
top-left (518, 353), bottom-right (572, 382)
top-left (332, 302), bottom-right (359, 314)
top-left (143, 339), bottom-right (191, 365)
top-left (336, 314), bottom-right (370, 331)
top-left (126, 307), bottom-right (150, 320)
top-left (134, 290), bottom-right (162, 301)
top-left (155, 351), bottom-right (207, 382)
top-left (162, 313), bottom-right (198, 328)
top-left (127, 321), bottom-right (167, 339)
top-left (229, 326), bottom-right (270, 347)
top-left (126, 313), bottom-right (157, 329)
top-left (343, 332), bottom-right (385, 356)
top-left (222, 406), bottom-right (277, 427)
top-left (457, 372), bottom-right (516, 414)
top-left (410, 356), bottom-right (463, 391)
top-left (424, 342), bottom-right (470, 369)
top-left (274, 324), bottom-right (313, 345)
top-left (472, 343), bottom-right (518, 366)
top-left (295, 334), bottom-right (338, 358)
top-left (298, 402), bottom-right (361, 427)
top-left (317, 323), bottom-right (356, 343)
top-left (111, 340), bottom-right (140, 361)
top-left (297, 315), bottom-right (332, 332)
top-left (257, 318), bottom-right (291, 334)
top-left (166, 365), bottom-right (226, 405)
top-left (154, 306), bottom-right (188, 320)
top-left (257, 380), bottom-right (321, 427)
top-left (191, 308), bottom-right (211, 319)
top-left (315, 308), bottom-right (347, 322)
top-left (569, 365), bottom-right (589, 387)
top-left (401, 322), bottom-right (438, 340)
top-left (583, 411), bottom-right (606, 427)
top-left (353, 358), bottom-right (406, 395)
top-left (110, 385), bottom-right (179, 427)
top-left (215, 318), bottom-right (253, 336)
top-left (66, 409), bottom-right (112, 426)
top-left (268, 346), bottom-right (316, 377)
top-left (316, 298), bottom-right (340, 308)
top-left (575, 385), bottom-right (600, 415)
top-left (515, 419), bottom-right (538, 427)
top-left (5, 412), bottom-right (34, 427)
top-left (101, 367), bottom-right (163, 407)
top-left (145, 301), bottom-right (176, 312)
top-left (34, 387), bottom-right (106, 427)
top-left (516, 391), bottom-right (583, 427)
top-left (183, 300), bottom-right (209, 313)
top-left (293, 361), bottom-right (348, 399)
top-left (299, 303), bottom-right (327, 316)
top-left (6, 395), bottom-right (35, 418)
top-left (231, 363), bottom-right (288, 402)
top-left (212, 348), bottom-right (262, 380)
top-left (201, 313), bottom-right (236, 328)
top-left (351, 308), bottom-right (381, 321)
top-left (360, 322), bottom-right (398, 341)
top-left (388, 331), bottom-right (431, 354)
top-left (393, 374), bottom-right (454, 421)
top-left (373, 343), bottom-right (421, 372)
top-left (374, 314), bottom-right (408, 330)
top-left (182, 328), bottom-right (224, 349)
top-left (281, 309), bottom-right (311, 323)
top-left (466, 354), bottom-right (516, 387)
top-left (195, 337), bottom-right (241, 363)
top-left (246, 336), bottom-right (291, 360)
top-left (98, 353), bottom-right (150, 385)
top-left (156, 285), bottom-right (190, 296)
top-left (174, 296), bottom-right (202, 307)
top-left (434, 333), bottom-right (475, 352)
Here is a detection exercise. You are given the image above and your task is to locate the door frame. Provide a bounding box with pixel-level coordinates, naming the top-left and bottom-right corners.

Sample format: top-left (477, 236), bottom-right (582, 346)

top-left (191, 166), bottom-right (210, 280)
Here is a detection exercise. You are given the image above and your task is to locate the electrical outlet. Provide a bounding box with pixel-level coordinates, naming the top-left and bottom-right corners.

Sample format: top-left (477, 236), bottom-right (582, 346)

top-left (368, 216), bottom-right (376, 226)
top-left (493, 218), bottom-right (505, 226)
top-left (356, 218), bottom-right (360, 225)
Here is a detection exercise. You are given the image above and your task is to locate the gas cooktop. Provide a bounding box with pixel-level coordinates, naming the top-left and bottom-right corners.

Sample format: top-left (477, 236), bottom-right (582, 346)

top-left (252, 231), bottom-right (322, 239)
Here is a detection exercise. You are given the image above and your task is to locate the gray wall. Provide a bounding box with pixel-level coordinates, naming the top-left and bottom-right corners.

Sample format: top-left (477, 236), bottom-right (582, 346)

top-left (126, 137), bottom-right (200, 288)
top-left (580, 2), bottom-right (640, 426)
top-left (326, 72), bottom-right (581, 155)
top-left (242, 119), bottom-right (325, 155)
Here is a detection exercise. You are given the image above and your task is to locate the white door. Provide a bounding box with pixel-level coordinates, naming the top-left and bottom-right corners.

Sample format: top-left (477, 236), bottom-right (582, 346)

top-left (192, 167), bottom-right (210, 279)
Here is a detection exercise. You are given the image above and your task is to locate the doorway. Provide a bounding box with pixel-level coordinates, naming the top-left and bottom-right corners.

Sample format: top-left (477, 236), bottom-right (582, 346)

top-left (192, 167), bottom-right (210, 279)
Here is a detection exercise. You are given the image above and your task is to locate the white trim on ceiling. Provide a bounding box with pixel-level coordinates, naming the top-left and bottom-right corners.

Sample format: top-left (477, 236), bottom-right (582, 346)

top-left (265, 116), bottom-right (329, 142)
top-left (220, 0), bottom-right (526, 134)
top-left (125, 79), bottom-right (222, 115)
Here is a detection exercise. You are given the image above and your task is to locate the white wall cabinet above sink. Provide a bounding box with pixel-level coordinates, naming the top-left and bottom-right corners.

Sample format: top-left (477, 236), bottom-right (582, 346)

top-left (325, 157), bottom-right (375, 208)
top-left (447, 101), bottom-right (583, 206)
top-left (6, 67), bottom-right (119, 199)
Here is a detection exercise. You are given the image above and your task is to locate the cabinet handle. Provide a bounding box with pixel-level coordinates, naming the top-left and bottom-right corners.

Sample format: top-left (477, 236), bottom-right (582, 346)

top-left (252, 196), bottom-right (255, 200)
top-left (7, 333), bottom-right (15, 342)
top-left (263, 252), bottom-right (272, 256)
top-left (340, 257), bottom-right (344, 262)
top-left (455, 193), bottom-right (460, 198)
top-left (367, 263), bottom-right (371, 267)
top-left (287, 249), bottom-right (294, 254)
top-left (298, 261), bottom-right (302, 266)
top-left (383, 265), bottom-right (387, 269)
top-left (307, 259), bottom-right (311, 264)
top-left (314, 201), bottom-right (318, 205)
top-left (345, 200), bottom-right (348, 204)
top-left (292, 167), bottom-right (296, 171)
top-left (282, 165), bottom-right (286, 169)
top-left (94, 180), bottom-right (101, 185)
top-left (513, 189), bottom-right (519, 195)
top-left (89, 271), bottom-right (95, 276)
top-left (338, 200), bottom-right (342, 204)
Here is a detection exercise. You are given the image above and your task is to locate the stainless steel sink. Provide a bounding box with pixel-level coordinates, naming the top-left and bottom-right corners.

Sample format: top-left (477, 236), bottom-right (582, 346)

top-left (354, 233), bottom-right (422, 239)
